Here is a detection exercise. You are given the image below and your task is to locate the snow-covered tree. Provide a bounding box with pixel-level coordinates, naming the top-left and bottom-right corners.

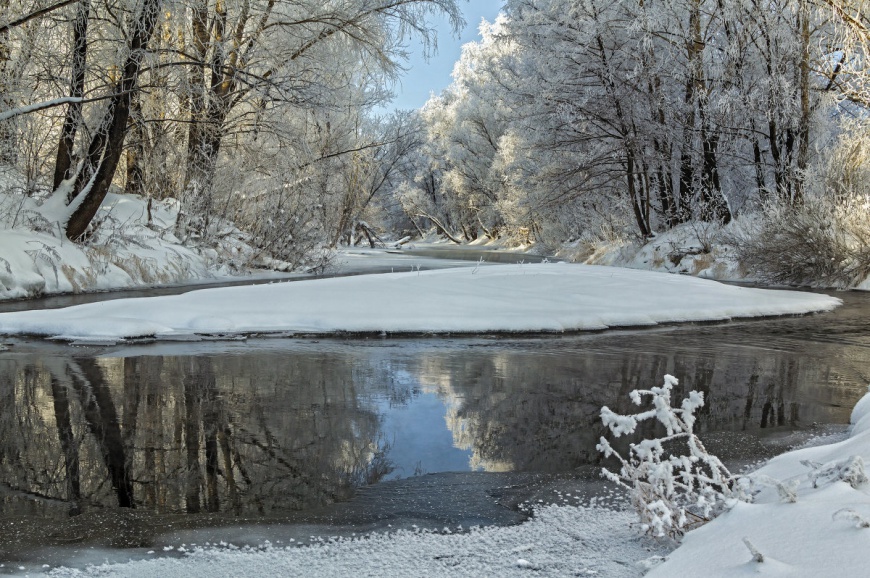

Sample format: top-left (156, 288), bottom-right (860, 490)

top-left (0, 0), bottom-right (464, 268)
top-left (396, 0), bottom-right (853, 246)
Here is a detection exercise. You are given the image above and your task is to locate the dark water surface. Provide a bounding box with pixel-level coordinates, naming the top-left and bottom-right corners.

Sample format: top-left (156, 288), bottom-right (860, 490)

top-left (0, 287), bottom-right (868, 570)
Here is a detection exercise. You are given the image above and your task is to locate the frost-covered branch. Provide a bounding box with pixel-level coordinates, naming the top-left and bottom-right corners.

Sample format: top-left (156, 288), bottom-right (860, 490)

top-left (0, 0), bottom-right (79, 33)
top-left (597, 375), bottom-right (749, 538)
top-left (0, 98), bottom-right (83, 123)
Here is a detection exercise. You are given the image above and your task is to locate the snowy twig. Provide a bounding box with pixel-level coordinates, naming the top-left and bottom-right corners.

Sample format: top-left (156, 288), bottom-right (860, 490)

top-left (750, 474), bottom-right (799, 503)
top-left (597, 375), bottom-right (748, 538)
top-left (832, 508), bottom-right (870, 528)
top-left (803, 456), bottom-right (868, 489)
top-left (742, 537), bottom-right (764, 563)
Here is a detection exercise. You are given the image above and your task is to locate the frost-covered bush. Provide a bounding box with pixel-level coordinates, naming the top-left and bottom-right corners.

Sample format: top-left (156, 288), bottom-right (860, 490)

top-left (802, 455), bottom-right (868, 489)
top-left (596, 375), bottom-right (748, 538)
top-left (733, 124), bottom-right (870, 288)
top-left (733, 194), bottom-right (870, 287)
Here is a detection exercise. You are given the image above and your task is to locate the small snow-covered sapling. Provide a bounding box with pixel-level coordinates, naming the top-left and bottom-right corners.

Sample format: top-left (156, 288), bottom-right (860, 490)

top-left (597, 375), bottom-right (748, 538)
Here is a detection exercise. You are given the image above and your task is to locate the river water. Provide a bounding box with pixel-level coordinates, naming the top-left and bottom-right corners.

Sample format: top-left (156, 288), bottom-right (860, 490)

top-left (0, 259), bottom-right (868, 571)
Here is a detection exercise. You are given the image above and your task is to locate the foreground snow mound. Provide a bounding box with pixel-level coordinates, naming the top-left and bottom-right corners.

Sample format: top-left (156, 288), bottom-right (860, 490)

top-left (647, 388), bottom-right (870, 577)
top-left (46, 505), bottom-right (665, 578)
top-left (0, 263), bottom-right (841, 342)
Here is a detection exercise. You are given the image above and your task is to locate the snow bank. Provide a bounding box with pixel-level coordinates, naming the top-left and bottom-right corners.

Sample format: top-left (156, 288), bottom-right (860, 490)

top-left (0, 191), bottom-right (215, 300)
top-left (44, 504), bottom-right (666, 578)
top-left (647, 387), bottom-right (870, 577)
top-left (0, 263), bottom-right (840, 342)
top-left (563, 221), bottom-right (746, 281)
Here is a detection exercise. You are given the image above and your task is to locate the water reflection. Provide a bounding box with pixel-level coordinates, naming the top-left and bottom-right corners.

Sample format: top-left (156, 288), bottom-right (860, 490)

top-left (417, 342), bottom-right (860, 472)
top-left (0, 352), bottom-right (391, 519)
top-left (2, 311), bottom-right (867, 525)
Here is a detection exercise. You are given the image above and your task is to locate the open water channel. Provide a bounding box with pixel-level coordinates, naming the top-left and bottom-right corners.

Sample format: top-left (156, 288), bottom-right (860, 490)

top-left (0, 250), bottom-right (867, 572)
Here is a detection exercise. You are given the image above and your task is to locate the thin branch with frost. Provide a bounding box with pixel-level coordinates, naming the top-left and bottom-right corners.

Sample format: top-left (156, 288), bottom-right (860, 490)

top-left (802, 456), bottom-right (868, 489)
top-left (742, 537), bottom-right (765, 563)
top-left (750, 474), bottom-right (799, 503)
top-left (0, 0), bottom-right (79, 33)
top-left (0, 98), bottom-right (84, 123)
top-left (833, 508), bottom-right (870, 528)
top-left (597, 375), bottom-right (749, 538)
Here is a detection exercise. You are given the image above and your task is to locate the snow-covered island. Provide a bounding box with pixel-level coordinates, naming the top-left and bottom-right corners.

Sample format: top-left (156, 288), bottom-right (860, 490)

top-left (0, 263), bottom-right (842, 343)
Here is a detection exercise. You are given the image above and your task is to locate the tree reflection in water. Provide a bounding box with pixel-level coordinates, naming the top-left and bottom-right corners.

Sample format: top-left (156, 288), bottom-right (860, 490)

top-left (0, 330), bottom-right (865, 524)
top-left (0, 352), bottom-right (390, 518)
top-left (410, 345), bottom-right (861, 473)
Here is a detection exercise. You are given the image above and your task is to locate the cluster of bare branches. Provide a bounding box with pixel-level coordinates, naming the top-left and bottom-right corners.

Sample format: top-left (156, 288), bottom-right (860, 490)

top-left (0, 0), bottom-right (462, 264)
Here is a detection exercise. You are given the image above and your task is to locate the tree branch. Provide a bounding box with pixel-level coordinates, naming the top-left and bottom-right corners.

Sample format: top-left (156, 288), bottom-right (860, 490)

top-left (0, 0), bottom-right (80, 34)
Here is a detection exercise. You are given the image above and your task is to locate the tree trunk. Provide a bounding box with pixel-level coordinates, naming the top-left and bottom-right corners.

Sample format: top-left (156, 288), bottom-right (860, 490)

top-left (678, 2), bottom-right (703, 224)
top-left (699, 112), bottom-right (731, 223)
top-left (198, 358), bottom-right (221, 513)
top-left (71, 358), bottom-right (135, 508)
top-left (794, 0), bottom-right (812, 204)
top-left (652, 136), bottom-right (677, 228)
top-left (181, 0), bottom-right (235, 238)
top-left (0, 0), bottom-right (15, 164)
top-left (50, 374), bottom-right (82, 515)
top-left (53, 0), bottom-right (90, 190)
top-left (183, 359), bottom-right (203, 513)
top-left (181, 0), bottom-right (212, 208)
top-left (753, 139), bottom-right (767, 197)
top-left (124, 89), bottom-right (145, 197)
top-left (65, 0), bottom-right (161, 241)
top-left (627, 154), bottom-right (652, 238)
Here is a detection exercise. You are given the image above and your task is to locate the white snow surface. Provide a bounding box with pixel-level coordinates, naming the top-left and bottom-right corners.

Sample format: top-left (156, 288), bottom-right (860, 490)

top-left (646, 388), bottom-right (870, 578)
top-left (43, 505), bottom-right (663, 578)
top-left (0, 263), bottom-right (841, 342)
top-left (561, 221), bottom-right (746, 281)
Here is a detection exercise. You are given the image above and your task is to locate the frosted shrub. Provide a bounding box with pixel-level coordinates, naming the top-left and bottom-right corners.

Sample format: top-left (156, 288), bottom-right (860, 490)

top-left (734, 127), bottom-right (870, 288)
top-left (596, 375), bottom-right (747, 538)
top-left (802, 455), bottom-right (868, 489)
top-left (733, 194), bottom-right (870, 287)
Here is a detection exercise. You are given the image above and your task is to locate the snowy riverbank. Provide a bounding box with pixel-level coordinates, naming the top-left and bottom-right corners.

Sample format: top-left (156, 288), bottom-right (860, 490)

top-left (648, 387), bottom-right (870, 577)
top-left (0, 192), bottom-right (230, 301)
top-left (0, 263), bottom-right (841, 343)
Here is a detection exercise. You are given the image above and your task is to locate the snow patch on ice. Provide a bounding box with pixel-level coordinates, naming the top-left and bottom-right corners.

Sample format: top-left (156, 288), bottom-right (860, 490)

top-left (43, 505), bottom-right (666, 577)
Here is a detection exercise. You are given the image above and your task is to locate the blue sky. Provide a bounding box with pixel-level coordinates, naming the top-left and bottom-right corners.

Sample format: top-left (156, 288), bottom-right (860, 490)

top-left (388, 0), bottom-right (505, 111)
